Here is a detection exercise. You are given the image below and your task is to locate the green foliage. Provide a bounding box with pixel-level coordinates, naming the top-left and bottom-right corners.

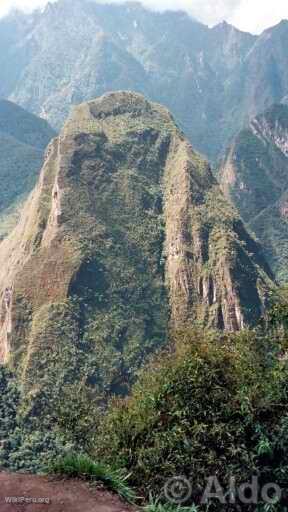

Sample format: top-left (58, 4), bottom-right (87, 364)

top-left (2, 298), bottom-right (288, 511)
top-left (144, 496), bottom-right (199, 512)
top-left (56, 124), bottom-right (170, 395)
top-left (219, 104), bottom-right (288, 283)
top-left (0, 100), bottom-right (55, 150)
top-left (3, 428), bottom-right (71, 473)
top-left (0, 365), bottom-right (69, 472)
top-left (0, 302), bottom-right (103, 472)
top-left (267, 286), bottom-right (288, 330)
top-left (0, 101), bottom-right (55, 238)
top-left (0, 134), bottom-right (43, 212)
top-left (51, 453), bottom-right (136, 503)
top-left (0, 366), bottom-right (19, 460)
top-left (94, 327), bottom-right (288, 511)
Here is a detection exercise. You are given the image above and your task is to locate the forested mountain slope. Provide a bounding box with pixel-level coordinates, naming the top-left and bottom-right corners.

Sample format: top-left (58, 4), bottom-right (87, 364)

top-left (0, 100), bottom-right (56, 239)
top-left (0, 93), bottom-right (273, 411)
top-left (219, 104), bottom-right (288, 282)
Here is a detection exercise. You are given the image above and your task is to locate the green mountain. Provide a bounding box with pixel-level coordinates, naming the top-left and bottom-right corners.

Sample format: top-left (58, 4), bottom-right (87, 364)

top-left (0, 93), bottom-right (273, 405)
top-left (0, 100), bottom-right (56, 239)
top-left (219, 103), bottom-right (288, 283)
top-left (0, 0), bottom-right (287, 160)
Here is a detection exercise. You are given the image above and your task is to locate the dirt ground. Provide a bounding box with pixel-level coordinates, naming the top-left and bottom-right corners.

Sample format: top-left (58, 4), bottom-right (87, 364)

top-left (0, 472), bottom-right (136, 512)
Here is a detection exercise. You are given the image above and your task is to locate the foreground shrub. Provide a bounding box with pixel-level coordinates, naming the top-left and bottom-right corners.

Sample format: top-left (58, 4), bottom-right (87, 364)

top-left (94, 328), bottom-right (288, 510)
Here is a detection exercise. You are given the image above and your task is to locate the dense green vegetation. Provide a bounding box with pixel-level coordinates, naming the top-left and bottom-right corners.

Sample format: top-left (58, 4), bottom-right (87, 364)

top-left (0, 366), bottom-right (19, 450)
top-left (94, 332), bottom-right (288, 510)
top-left (144, 498), bottom-right (199, 512)
top-left (0, 134), bottom-right (43, 212)
top-left (0, 100), bottom-right (55, 150)
top-left (0, 9), bottom-right (287, 512)
top-left (219, 104), bottom-right (288, 283)
top-left (1, 291), bottom-right (288, 511)
top-left (4, 92), bottom-right (274, 407)
top-left (0, 95), bottom-right (286, 511)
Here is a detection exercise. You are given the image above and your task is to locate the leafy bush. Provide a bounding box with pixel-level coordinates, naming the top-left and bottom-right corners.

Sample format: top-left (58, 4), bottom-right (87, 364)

top-left (94, 327), bottom-right (288, 511)
top-left (2, 296), bottom-right (288, 511)
top-left (268, 286), bottom-right (288, 331)
top-left (0, 366), bottom-right (21, 468)
top-left (3, 428), bottom-right (71, 473)
top-left (0, 366), bottom-right (19, 441)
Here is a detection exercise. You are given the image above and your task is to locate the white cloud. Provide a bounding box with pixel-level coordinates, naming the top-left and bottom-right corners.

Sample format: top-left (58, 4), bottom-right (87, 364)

top-left (0, 0), bottom-right (49, 17)
top-left (129, 0), bottom-right (240, 26)
top-left (230, 0), bottom-right (288, 33)
top-left (0, 0), bottom-right (287, 34)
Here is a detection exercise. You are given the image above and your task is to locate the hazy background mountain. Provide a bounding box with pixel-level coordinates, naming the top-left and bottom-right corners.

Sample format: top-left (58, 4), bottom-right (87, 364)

top-left (219, 103), bottom-right (288, 283)
top-left (0, 0), bottom-right (287, 160)
top-left (0, 100), bottom-right (55, 239)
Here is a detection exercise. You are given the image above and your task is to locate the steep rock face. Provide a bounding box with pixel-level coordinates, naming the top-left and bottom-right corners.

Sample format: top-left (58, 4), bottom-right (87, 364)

top-left (1, 0), bottom-right (287, 160)
top-left (219, 103), bottom-right (288, 282)
top-left (0, 100), bottom-right (56, 239)
top-left (229, 21), bottom-right (288, 127)
top-left (207, 21), bottom-right (256, 74)
top-left (0, 93), bottom-right (273, 396)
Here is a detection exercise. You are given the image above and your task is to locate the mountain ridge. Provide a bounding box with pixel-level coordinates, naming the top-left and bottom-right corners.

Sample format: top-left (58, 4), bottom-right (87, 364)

top-left (0, 100), bottom-right (56, 240)
top-left (0, 0), bottom-right (287, 160)
top-left (219, 103), bottom-right (288, 282)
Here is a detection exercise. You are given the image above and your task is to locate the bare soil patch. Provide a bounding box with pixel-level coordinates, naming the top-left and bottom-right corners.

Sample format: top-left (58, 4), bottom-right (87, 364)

top-left (0, 472), bottom-right (136, 512)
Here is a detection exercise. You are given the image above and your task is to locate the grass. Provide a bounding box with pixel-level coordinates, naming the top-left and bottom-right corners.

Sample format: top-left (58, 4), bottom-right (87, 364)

top-left (50, 453), bottom-right (137, 503)
top-left (144, 496), bottom-right (200, 512)
top-left (51, 455), bottom-right (200, 509)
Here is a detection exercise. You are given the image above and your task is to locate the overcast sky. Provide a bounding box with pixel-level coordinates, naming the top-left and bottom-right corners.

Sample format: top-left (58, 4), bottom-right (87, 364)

top-left (0, 0), bottom-right (287, 34)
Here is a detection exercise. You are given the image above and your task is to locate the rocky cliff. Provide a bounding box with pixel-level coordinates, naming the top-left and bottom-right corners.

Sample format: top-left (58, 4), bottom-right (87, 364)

top-left (219, 103), bottom-right (288, 282)
top-left (0, 93), bottom-right (273, 398)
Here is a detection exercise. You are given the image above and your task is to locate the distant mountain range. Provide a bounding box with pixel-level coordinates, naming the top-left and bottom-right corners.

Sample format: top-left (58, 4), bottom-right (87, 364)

top-left (0, 0), bottom-right (287, 160)
top-left (0, 100), bottom-right (55, 239)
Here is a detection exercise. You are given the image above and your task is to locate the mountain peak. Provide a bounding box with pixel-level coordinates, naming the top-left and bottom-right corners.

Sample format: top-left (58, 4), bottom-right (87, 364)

top-left (86, 90), bottom-right (163, 116)
top-left (275, 19), bottom-right (288, 28)
top-left (0, 94), bottom-right (273, 371)
top-left (214, 20), bottom-right (231, 29)
top-left (212, 20), bottom-right (237, 32)
top-left (212, 19), bottom-right (253, 36)
top-left (67, 91), bottom-right (173, 127)
top-left (262, 17), bottom-right (288, 35)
